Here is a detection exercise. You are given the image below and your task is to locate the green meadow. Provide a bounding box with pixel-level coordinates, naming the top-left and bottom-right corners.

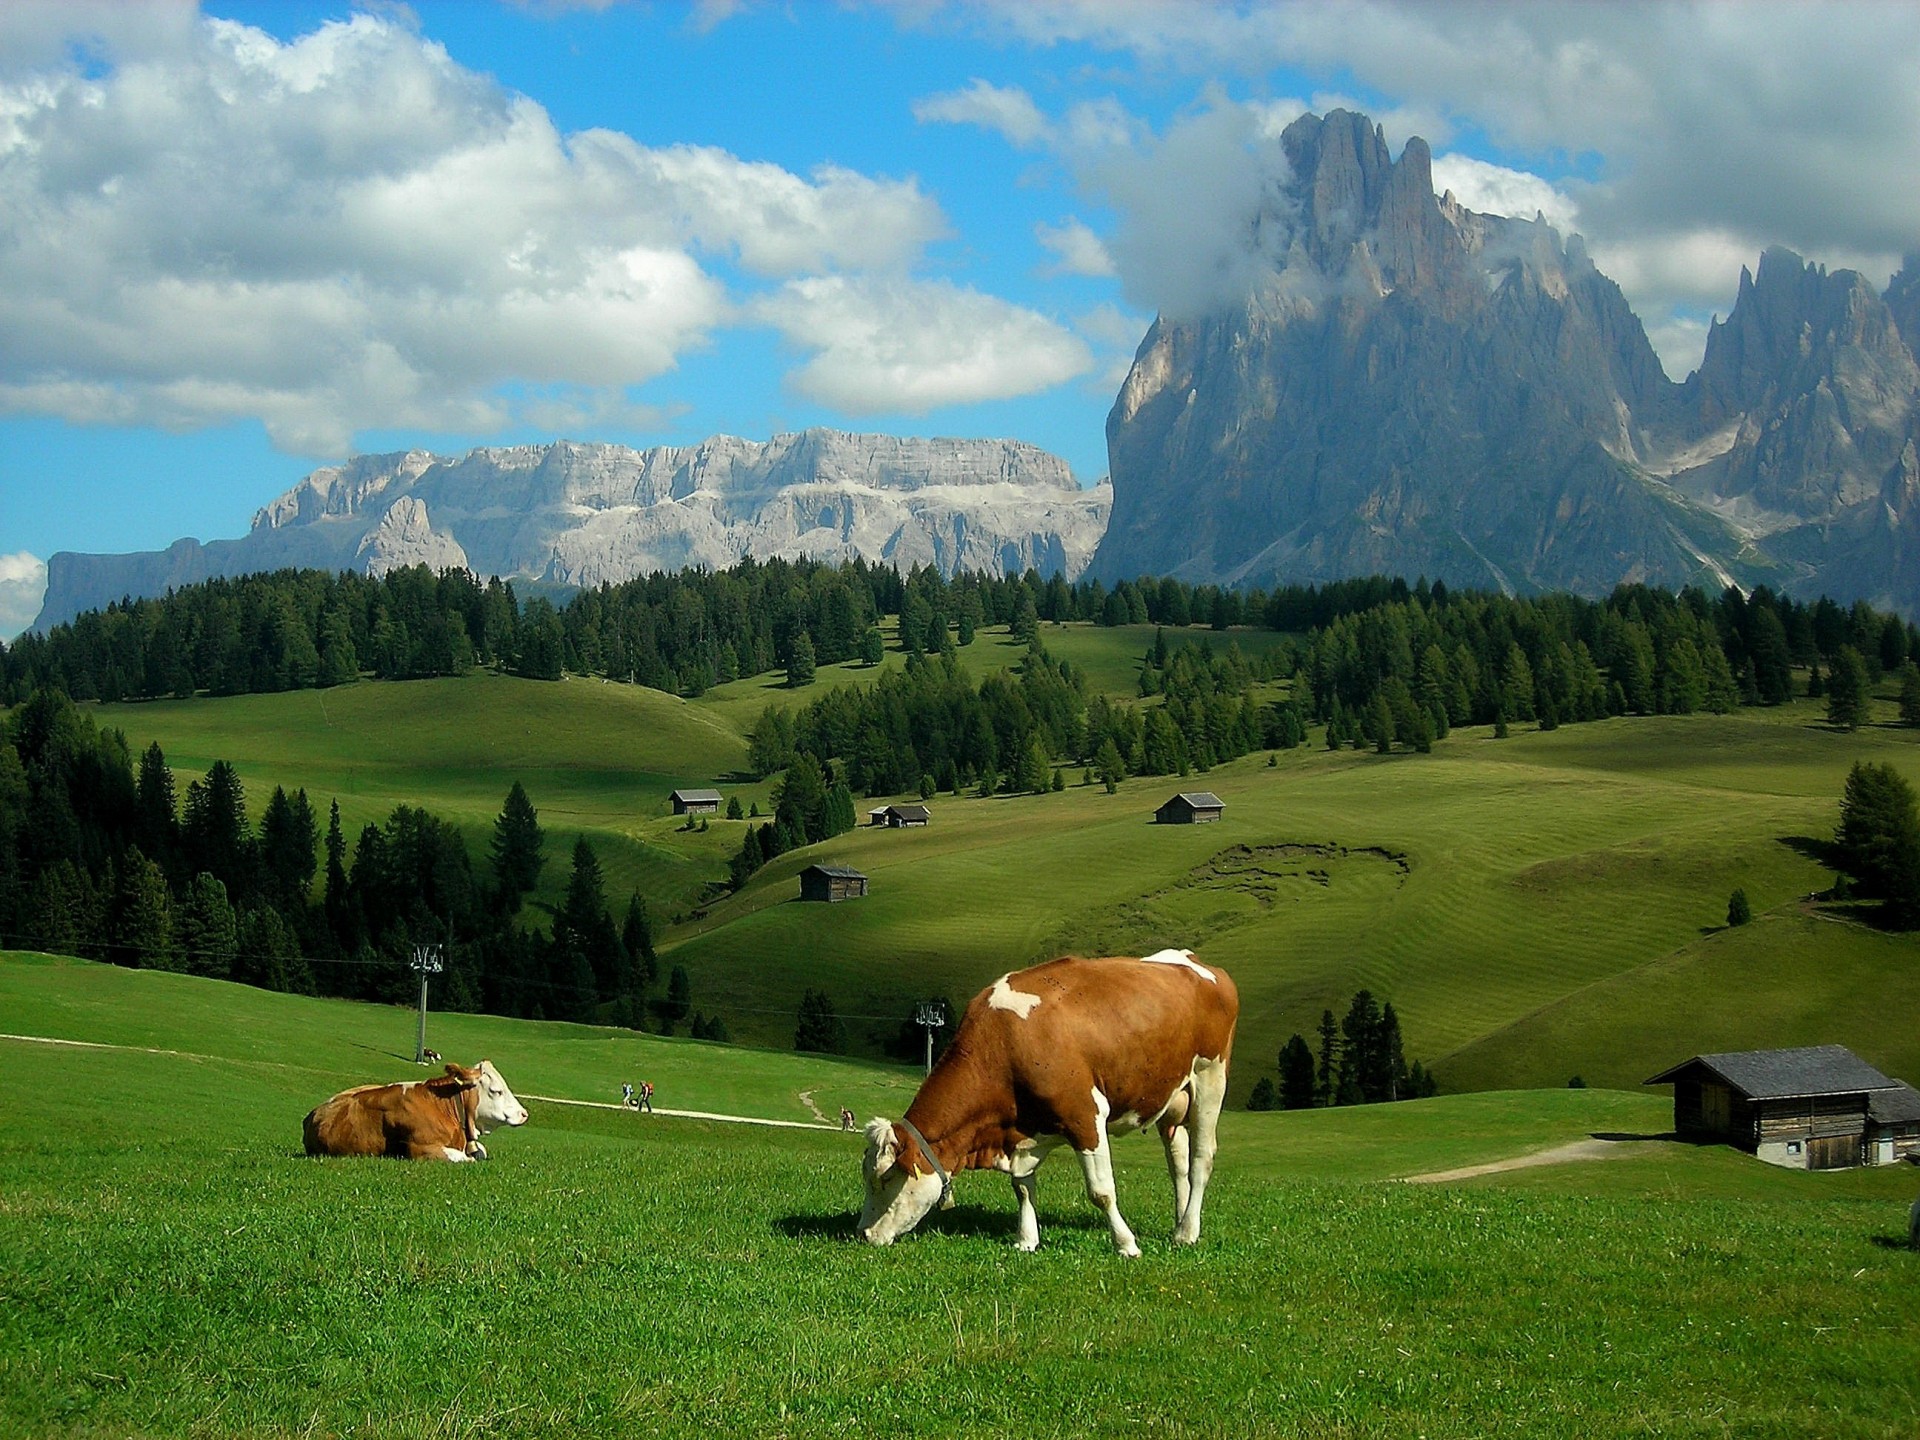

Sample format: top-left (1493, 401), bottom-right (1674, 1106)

top-left (4, 955), bottom-right (1919, 1439)
top-left (95, 622), bottom-right (1920, 1102)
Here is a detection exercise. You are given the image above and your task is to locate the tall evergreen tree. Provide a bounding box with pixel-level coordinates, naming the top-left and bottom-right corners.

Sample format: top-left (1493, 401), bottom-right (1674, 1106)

top-left (795, 987), bottom-right (847, 1053)
top-left (621, 890), bottom-right (658, 987)
top-left (1827, 646), bottom-right (1872, 731)
top-left (1834, 761), bottom-right (1920, 926)
top-left (1278, 1034), bottom-right (1317, 1110)
top-left (1315, 1008), bottom-right (1338, 1107)
top-left (489, 781), bottom-right (545, 910)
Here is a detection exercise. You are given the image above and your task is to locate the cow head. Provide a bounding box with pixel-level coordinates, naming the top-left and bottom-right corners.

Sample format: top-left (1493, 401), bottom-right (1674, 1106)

top-left (858, 1118), bottom-right (944, 1245)
top-left (453, 1060), bottom-right (529, 1134)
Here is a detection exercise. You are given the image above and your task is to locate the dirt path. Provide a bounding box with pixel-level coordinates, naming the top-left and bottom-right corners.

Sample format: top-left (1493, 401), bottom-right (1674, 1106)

top-left (1402, 1137), bottom-right (1629, 1184)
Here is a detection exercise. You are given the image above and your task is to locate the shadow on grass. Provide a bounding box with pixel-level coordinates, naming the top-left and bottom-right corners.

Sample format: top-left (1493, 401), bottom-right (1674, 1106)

top-left (1780, 833), bottom-right (1833, 863)
top-left (774, 1202), bottom-right (1107, 1245)
top-left (351, 1041), bottom-right (417, 1065)
top-left (1591, 1131), bottom-right (1679, 1144)
top-left (1867, 1235), bottom-right (1917, 1251)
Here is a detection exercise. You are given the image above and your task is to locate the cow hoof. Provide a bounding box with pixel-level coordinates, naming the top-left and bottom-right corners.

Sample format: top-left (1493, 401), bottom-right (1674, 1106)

top-left (1016, 1238), bottom-right (1040, 1254)
top-left (1117, 1242), bottom-right (1142, 1259)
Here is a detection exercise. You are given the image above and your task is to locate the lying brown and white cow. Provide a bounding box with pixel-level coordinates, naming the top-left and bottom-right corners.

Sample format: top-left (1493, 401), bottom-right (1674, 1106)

top-left (860, 949), bottom-right (1237, 1255)
top-left (303, 1060), bottom-right (528, 1161)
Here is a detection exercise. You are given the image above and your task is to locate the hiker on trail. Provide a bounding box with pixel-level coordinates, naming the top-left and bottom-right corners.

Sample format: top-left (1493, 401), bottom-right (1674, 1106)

top-left (840, 1106), bottom-right (855, 1132)
top-left (621, 1082), bottom-right (635, 1109)
top-left (639, 1080), bottom-right (654, 1113)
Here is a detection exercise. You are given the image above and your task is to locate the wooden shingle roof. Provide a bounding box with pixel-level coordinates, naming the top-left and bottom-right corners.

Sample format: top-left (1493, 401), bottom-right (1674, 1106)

top-left (1167, 792), bottom-right (1224, 808)
top-left (1645, 1044), bottom-right (1897, 1100)
top-left (801, 863), bottom-right (867, 880)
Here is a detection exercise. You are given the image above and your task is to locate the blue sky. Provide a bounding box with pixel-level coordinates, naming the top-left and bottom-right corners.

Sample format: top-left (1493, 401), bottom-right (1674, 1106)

top-left (3, 0), bottom-right (1917, 635)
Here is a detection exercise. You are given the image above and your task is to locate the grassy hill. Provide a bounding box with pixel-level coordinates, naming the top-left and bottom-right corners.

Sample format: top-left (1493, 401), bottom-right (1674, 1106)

top-left (4, 955), bottom-right (1918, 1439)
top-left (88, 623), bottom-right (1920, 1103)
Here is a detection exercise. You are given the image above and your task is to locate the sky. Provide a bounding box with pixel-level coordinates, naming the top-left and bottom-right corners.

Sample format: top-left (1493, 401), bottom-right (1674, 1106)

top-left (2, 0), bottom-right (1918, 636)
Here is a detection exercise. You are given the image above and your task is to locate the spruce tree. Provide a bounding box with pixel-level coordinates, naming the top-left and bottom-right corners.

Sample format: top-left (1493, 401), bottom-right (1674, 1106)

top-left (489, 781), bottom-right (545, 910)
top-left (1278, 1034), bottom-right (1317, 1110)
top-left (1827, 646), bottom-right (1872, 731)
top-left (786, 630), bottom-right (817, 688)
top-left (1315, 1008), bottom-right (1338, 1107)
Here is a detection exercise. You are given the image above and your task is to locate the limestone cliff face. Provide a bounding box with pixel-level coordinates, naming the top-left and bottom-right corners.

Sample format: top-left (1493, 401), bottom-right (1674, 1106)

top-left (35, 431), bottom-right (1108, 630)
top-left (1095, 109), bottom-right (1920, 617)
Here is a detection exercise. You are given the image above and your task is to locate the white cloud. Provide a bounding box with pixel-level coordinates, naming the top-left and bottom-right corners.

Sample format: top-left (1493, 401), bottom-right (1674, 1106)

top-left (756, 276), bottom-right (1092, 413)
top-left (1035, 217), bottom-right (1115, 277)
top-left (913, 78), bottom-right (1052, 148)
top-left (0, 10), bottom-right (948, 456)
top-left (1073, 96), bottom-right (1299, 321)
top-left (1430, 154), bottom-right (1578, 234)
top-left (0, 551), bottom-right (47, 639)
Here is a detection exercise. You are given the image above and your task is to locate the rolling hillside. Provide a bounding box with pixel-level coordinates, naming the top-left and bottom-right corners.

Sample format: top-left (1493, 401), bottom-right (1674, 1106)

top-left (81, 620), bottom-right (1920, 1100)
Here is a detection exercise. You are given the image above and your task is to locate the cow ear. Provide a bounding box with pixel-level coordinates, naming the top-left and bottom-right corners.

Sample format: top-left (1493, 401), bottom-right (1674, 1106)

top-left (444, 1063), bottom-right (478, 1088)
top-left (862, 1117), bottom-right (899, 1176)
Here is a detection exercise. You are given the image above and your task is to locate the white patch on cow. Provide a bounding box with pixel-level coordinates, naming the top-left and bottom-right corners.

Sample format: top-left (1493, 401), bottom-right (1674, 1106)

top-left (987, 974), bottom-right (1043, 1018)
top-left (858, 1118), bottom-right (946, 1245)
top-left (473, 1060), bottom-right (530, 1132)
top-left (441, 1145), bottom-right (471, 1162)
top-left (1140, 948), bottom-right (1215, 982)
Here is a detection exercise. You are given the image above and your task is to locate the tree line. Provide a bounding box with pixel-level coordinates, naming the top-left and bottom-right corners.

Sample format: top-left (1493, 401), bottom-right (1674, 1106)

top-left (0, 690), bottom-right (724, 1031)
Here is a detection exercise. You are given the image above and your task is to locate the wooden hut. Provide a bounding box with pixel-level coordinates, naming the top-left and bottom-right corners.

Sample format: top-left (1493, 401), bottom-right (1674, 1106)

top-left (799, 863), bottom-right (868, 903)
top-left (870, 803), bottom-right (931, 828)
top-left (670, 788), bottom-right (722, 816)
top-left (1155, 791), bottom-right (1225, 824)
top-left (1644, 1045), bottom-right (1913, 1170)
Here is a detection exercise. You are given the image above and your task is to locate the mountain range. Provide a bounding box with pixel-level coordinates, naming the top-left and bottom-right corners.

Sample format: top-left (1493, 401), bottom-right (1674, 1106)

top-left (34, 432), bottom-right (1110, 630)
top-left (32, 107), bottom-right (1920, 630)
top-left (1092, 109), bottom-right (1920, 618)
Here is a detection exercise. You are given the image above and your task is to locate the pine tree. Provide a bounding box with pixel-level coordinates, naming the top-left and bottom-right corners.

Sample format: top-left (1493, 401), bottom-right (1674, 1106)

top-left (490, 782), bottom-right (545, 910)
top-left (1727, 888), bottom-right (1752, 926)
top-left (175, 872), bottom-right (238, 978)
top-left (1835, 761), bottom-right (1920, 925)
top-left (1899, 663), bottom-right (1920, 727)
top-left (657, 964), bottom-right (693, 1033)
top-left (622, 891), bottom-right (658, 987)
top-left (1278, 1034), bottom-right (1317, 1110)
top-left (786, 630), bottom-right (817, 688)
top-left (794, 987), bottom-right (846, 1053)
top-left (1827, 646), bottom-right (1872, 731)
top-left (1315, 1008), bottom-right (1338, 1107)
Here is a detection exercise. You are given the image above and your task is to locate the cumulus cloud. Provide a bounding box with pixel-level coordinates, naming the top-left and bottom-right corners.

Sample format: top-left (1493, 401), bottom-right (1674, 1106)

top-left (756, 276), bottom-right (1092, 413)
top-left (913, 78), bottom-right (1053, 149)
top-left (1429, 154), bottom-right (1578, 234)
top-left (1035, 217), bottom-right (1115, 278)
top-left (0, 9), bottom-right (952, 454)
top-left (0, 551), bottom-right (47, 639)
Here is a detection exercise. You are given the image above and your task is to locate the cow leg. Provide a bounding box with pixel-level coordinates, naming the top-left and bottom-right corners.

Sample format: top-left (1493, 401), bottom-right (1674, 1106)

top-left (1172, 1056), bottom-right (1228, 1245)
top-left (1077, 1090), bottom-right (1140, 1257)
top-left (1010, 1167), bottom-right (1041, 1252)
top-left (1159, 1114), bottom-right (1192, 1225)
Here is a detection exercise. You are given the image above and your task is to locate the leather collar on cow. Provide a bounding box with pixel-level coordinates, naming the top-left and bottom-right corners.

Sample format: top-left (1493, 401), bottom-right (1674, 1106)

top-left (897, 1117), bottom-right (951, 1208)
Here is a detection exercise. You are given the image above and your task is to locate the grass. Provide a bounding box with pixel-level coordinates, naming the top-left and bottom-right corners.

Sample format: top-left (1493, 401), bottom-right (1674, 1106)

top-left (4, 955), bottom-right (1920, 1439)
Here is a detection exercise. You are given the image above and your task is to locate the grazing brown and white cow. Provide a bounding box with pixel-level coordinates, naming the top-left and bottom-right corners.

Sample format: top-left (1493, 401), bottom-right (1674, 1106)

top-left (303, 1060), bottom-right (528, 1161)
top-left (860, 949), bottom-right (1237, 1255)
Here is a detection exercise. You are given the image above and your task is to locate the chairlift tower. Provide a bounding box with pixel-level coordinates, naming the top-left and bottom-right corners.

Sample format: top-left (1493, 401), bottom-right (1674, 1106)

top-left (913, 999), bottom-right (947, 1075)
top-left (411, 943), bottom-right (444, 1064)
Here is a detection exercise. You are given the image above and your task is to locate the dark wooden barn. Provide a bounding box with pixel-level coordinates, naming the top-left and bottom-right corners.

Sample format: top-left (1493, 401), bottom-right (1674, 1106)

top-left (670, 789), bottom-right (722, 816)
top-left (799, 863), bottom-right (868, 902)
top-left (1155, 791), bottom-right (1224, 824)
top-left (868, 803), bottom-right (931, 828)
top-left (1644, 1044), bottom-right (1918, 1170)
